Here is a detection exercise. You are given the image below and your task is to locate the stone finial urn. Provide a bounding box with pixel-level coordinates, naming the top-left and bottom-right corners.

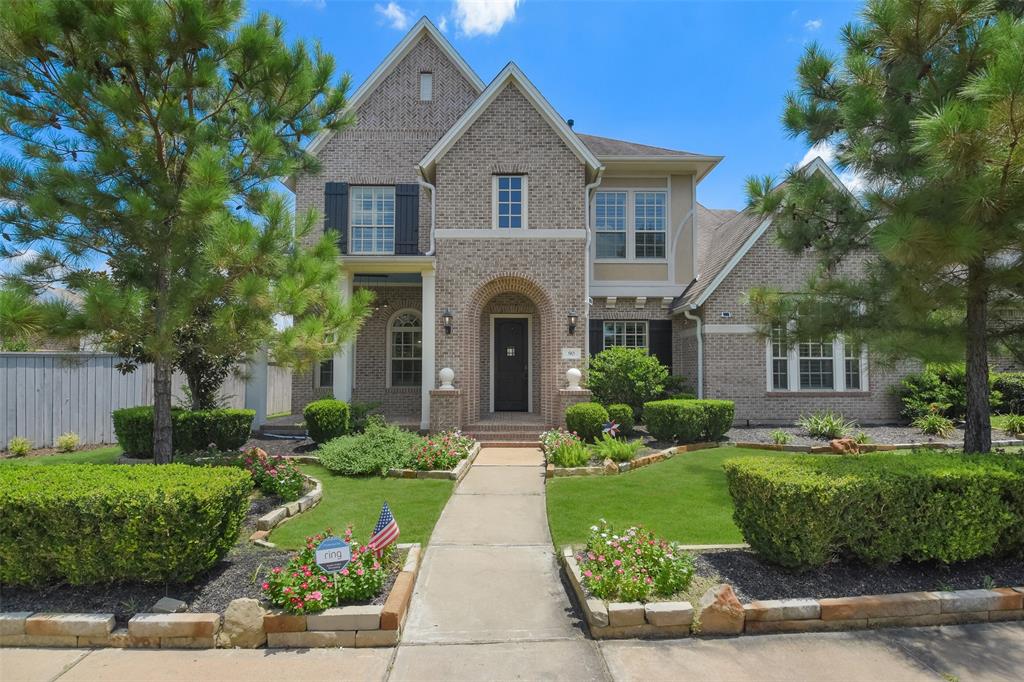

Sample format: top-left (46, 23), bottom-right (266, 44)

top-left (439, 367), bottom-right (455, 389)
top-left (566, 367), bottom-right (582, 390)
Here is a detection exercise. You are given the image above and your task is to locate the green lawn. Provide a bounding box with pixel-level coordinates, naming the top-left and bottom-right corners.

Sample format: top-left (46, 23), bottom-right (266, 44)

top-left (546, 446), bottom-right (766, 548)
top-left (269, 464), bottom-right (454, 550)
top-left (1, 445), bottom-right (122, 466)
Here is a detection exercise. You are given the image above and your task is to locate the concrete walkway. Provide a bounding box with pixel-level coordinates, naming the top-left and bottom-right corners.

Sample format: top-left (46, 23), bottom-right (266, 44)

top-left (390, 446), bottom-right (609, 680)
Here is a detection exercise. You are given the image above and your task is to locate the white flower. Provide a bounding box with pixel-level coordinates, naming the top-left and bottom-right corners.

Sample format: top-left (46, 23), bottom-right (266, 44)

top-left (590, 525), bottom-right (599, 531)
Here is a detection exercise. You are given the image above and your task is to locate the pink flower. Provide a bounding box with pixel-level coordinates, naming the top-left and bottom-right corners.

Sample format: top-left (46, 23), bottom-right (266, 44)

top-left (340, 568), bottom-right (349, 576)
top-left (597, 555), bottom-right (605, 562)
top-left (272, 567), bottom-right (282, 574)
top-left (283, 587), bottom-right (292, 594)
top-left (261, 582), bottom-right (270, 590)
top-left (356, 568), bottom-right (365, 576)
top-left (583, 570), bottom-right (593, 578)
top-left (308, 591), bottom-right (323, 601)
top-left (301, 582), bottom-right (308, 589)
top-left (613, 559), bottom-right (622, 567)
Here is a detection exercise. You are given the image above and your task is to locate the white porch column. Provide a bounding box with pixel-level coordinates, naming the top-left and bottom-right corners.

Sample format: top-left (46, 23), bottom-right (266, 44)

top-left (420, 269), bottom-right (436, 431)
top-left (333, 272), bottom-right (354, 402)
top-left (244, 347), bottom-right (269, 430)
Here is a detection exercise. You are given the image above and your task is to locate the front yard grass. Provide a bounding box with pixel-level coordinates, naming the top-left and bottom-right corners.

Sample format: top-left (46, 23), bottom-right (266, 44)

top-left (546, 446), bottom-right (767, 548)
top-left (0, 445), bottom-right (122, 466)
top-left (269, 463), bottom-right (454, 550)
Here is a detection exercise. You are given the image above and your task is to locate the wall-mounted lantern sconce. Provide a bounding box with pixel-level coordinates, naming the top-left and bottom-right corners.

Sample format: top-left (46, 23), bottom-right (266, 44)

top-left (442, 308), bottom-right (453, 335)
top-left (567, 309), bottom-right (578, 335)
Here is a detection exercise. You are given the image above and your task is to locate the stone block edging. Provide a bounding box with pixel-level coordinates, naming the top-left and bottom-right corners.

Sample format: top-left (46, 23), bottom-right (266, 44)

top-left (545, 442), bottom-right (719, 479)
top-left (385, 441), bottom-right (482, 482)
top-left (730, 439), bottom-right (1024, 453)
top-left (249, 473), bottom-right (323, 545)
top-left (0, 543), bottom-right (423, 650)
top-left (559, 548), bottom-right (1023, 639)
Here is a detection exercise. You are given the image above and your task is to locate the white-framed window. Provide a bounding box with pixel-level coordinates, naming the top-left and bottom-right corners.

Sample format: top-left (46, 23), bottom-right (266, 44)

top-left (634, 191), bottom-right (666, 258)
top-left (493, 175), bottom-right (527, 229)
top-left (594, 191), bottom-right (627, 258)
top-left (350, 186), bottom-right (395, 254)
top-left (388, 310), bottom-right (422, 387)
top-left (591, 189), bottom-right (668, 260)
top-left (603, 321), bottom-right (648, 349)
top-left (766, 324), bottom-right (868, 392)
top-left (419, 72), bottom-right (433, 101)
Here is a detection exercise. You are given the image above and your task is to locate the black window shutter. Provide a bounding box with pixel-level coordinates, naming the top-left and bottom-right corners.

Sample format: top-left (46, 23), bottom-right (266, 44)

top-left (395, 184), bottom-right (420, 255)
top-left (324, 182), bottom-right (349, 254)
top-left (589, 319), bottom-right (604, 357)
top-left (648, 320), bottom-right (673, 370)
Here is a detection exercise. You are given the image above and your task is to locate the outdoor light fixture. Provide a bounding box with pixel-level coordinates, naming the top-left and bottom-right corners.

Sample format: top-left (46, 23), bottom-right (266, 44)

top-left (567, 309), bottom-right (578, 335)
top-left (442, 308), bottom-right (453, 335)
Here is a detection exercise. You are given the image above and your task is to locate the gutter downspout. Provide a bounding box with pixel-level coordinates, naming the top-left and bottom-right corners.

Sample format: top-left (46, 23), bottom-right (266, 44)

top-left (418, 176), bottom-right (437, 255)
top-left (583, 167), bottom-right (605, 360)
top-left (682, 305), bottom-right (704, 399)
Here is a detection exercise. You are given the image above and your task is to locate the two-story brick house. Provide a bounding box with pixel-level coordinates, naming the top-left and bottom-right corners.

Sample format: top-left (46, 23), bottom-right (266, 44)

top-left (287, 18), bottom-right (909, 437)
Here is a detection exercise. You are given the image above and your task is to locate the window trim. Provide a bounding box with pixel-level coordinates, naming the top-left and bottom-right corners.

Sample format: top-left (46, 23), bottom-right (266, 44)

top-left (315, 358), bottom-right (333, 390)
top-left (765, 329), bottom-right (869, 393)
top-left (349, 185), bottom-right (396, 255)
top-left (591, 187), bottom-right (670, 263)
top-left (491, 175), bottom-right (528, 229)
top-left (602, 320), bottom-right (649, 350)
top-left (419, 72), bottom-right (433, 101)
top-left (385, 308), bottom-right (423, 389)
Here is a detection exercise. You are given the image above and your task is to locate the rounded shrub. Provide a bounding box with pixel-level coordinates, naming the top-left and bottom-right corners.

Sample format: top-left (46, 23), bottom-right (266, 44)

top-left (55, 432), bottom-right (80, 453)
top-left (643, 399), bottom-right (703, 442)
top-left (586, 347), bottom-right (668, 418)
top-left (700, 399), bottom-right (736, 441)
top-left (0, 464), bottom-right (252, 585)
top-left (605, 403), bottom-right (635, 434)
top-left (994, 373), bottom-right (1024, 415)
top-left (565, 402), bottom-right (609, 443)
top-left (6, 436), bottom-right (32, 457)
top-left (112, 407), bottom-right (255, 457)
top-left (317, 419), bottom-right (420, 476)
top-left (723, 452), bottom-right (1024, 570)
top-left (303, 399), bottom-right (351, 444)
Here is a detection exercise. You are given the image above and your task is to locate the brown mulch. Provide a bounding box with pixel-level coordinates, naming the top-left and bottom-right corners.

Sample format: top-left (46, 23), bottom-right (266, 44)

top-left (242, 435), bottom-right (319, 457)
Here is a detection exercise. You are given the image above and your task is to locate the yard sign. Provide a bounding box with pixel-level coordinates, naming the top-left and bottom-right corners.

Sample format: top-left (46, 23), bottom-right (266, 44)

top-left (315, 536), bottom-right (351, 573)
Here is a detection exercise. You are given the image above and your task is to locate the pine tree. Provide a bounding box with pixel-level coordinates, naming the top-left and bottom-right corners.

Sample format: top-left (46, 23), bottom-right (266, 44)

top-left (747, 0), bottom-right (1024, 452)
top-left (0, 0), bottom-right (370, 462)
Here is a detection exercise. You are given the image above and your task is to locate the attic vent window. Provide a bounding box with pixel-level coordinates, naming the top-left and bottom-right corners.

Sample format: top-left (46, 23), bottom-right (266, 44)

top-left (420, 72), bottom-right (433, 101)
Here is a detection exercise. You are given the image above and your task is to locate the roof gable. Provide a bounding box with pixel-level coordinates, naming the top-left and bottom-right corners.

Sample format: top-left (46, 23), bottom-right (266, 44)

top-left (300, 17), bottom-right (483, 162)
top-left (418, 63), bottom-right (602, 181)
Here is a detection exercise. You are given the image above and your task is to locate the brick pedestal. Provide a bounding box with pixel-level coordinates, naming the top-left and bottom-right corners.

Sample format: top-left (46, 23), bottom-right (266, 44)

top-left (430, 389), bottom-right (463, 432)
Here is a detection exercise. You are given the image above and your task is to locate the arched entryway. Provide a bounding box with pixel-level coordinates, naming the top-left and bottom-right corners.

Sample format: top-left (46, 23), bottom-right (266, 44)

top-left (465, 274), bottom-right (557, 425)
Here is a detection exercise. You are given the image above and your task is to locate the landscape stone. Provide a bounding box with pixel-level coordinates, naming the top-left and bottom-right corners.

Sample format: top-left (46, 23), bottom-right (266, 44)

top-left (257, 507), bottom-right (287, 531)
top-left (744, 598), bottom-right (820, 621)
top-left (381, 571), bottom-right (415, 630)
top-left (607, 602), bottom-right (645, 627)
top-left (25, 613), bottom-right (114, 637)
top-left (220, 598), bottom-right (267, 649)
top-left (698, 584), bottom-right (745, 634)
top-left (829, 438), bottom-right (860, 454)
top-left (263, 612), bottom-right (307, 633)
top-left (152, 597), bottom-right (189, 614)
top-left (306, 605), bottom-right (382, 631)
top-left (0, 612), bottom-right (31, 636)
top-left (936, 589), bottom-right (1021, 613)
top-left (603, 457), bottom-right (618, 474)
top-left (355, 629), bottom-right (399, 647)
top-left (128, 613), bottom-right (220, 638)
top-left (586, 599), bottom-right (609, 627)
top-left (266, 630), bottom-right (356, 648)
top-left (644, 601), bottom-right (694, 627)
top-left (819, 592), bottom-right (939, 620)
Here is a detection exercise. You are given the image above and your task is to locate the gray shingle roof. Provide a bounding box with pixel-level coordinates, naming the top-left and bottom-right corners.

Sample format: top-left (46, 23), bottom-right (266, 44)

top-left (676, 204), bottom-right (766, 309)
top-left (576, 133), bottom-right (704, 158)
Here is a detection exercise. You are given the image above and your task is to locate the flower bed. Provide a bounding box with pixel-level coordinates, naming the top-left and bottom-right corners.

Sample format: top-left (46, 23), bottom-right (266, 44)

top-left (386, 438), bottom-right (481, 481)
top-left (0, 542), bottom-right (423, 650)
top-left (561, 548), bottom-right (1024, 639)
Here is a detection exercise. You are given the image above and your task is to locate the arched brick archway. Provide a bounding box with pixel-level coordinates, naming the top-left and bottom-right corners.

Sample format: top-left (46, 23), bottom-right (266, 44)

top-left (465, 273), bottom-right (558, 425)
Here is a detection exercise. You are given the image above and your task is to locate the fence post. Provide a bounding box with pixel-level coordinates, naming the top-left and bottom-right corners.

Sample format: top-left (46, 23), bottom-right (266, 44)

top-left (244, 348), bottom-right (269, 432)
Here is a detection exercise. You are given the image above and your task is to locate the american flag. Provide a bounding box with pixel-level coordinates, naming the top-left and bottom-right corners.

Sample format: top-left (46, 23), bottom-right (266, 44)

top-left (368, 502), bottom-right (399, 558)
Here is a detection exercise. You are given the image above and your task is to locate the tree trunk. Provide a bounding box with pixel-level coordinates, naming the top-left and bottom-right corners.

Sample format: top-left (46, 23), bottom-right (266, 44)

top-left (963, 263), bottom-right (992, 453)
top-left (153, 357), bottom-right (174, 463)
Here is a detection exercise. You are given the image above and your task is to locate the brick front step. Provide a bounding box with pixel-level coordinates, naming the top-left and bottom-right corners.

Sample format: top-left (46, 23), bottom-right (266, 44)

top-left (475, 440), bottom-right (541, 448)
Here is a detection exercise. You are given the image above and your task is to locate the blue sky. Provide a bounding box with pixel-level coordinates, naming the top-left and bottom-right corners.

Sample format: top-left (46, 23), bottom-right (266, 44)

top-left (251, 0), bottom-right (862, 209)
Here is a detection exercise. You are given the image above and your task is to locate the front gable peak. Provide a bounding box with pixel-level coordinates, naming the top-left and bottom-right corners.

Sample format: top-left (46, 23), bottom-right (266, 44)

top-left (418, 63), bottom-right (603, 183)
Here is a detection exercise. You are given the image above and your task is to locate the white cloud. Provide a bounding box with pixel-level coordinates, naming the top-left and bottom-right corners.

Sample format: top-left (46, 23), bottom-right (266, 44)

top-left (797, 141), bottom-right (867, 194)
top-left (293, 0), bottom-right (327, 10)
top-left (375, 2), bottom-right (410, 30)
top-left (452, 0), bottom-right (519, 37)
top-left (438, 16), bottom-right (448, 32)
top-left (804, 19), bottom-right (823, 31)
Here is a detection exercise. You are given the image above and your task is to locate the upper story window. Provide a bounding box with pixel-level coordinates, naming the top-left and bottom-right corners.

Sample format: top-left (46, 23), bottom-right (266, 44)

top-left (595, 191), bottom-right (627, 258)
top-left (318, 359), bottom-right (333, 389)
top-left (350, 186), bottom-right (395, 254)
top-left (493, 175), bottom-right (527, 229)
top-left (389, 310), bottom-right (422, 387)
top-left (419, 72), bottom-right (433, 101)
top-left (593, 190), bottom-right (667, 260)
top-left (634, 192), bottom-right (666, 258)
top-left (767, 324), bottom-right (867, 392)
top-left (603, 321), bottom-right (648, 350)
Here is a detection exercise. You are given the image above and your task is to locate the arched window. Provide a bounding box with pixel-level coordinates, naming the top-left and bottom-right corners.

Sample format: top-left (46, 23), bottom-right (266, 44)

top-left (388, 310), bottom-right (422, 387)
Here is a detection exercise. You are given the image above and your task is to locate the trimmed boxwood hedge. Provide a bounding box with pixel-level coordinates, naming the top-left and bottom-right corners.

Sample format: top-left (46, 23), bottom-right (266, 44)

top-left (643, 399), bottom-right (734, 443)
top-left (723, 452), bottom-right (1024, 570)
top-left (112, 407), bottom-right (255, 458)
top-left (0, 464), bottom-right (252, 585)
top-left (565, 402), bottom-right (609, 443)
top-left (303, 399), bottom-right (351, 444)
top-left (605, 403), bottom-right (635, 435)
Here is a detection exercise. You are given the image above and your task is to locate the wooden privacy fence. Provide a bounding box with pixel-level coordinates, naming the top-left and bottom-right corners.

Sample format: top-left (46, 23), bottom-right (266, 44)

top-left (0, 352), bottom-right (291, 447)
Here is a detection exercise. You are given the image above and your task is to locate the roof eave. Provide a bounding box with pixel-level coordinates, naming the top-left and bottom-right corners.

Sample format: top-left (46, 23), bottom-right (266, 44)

top-left (597, 155), bottom-right (723, 182)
